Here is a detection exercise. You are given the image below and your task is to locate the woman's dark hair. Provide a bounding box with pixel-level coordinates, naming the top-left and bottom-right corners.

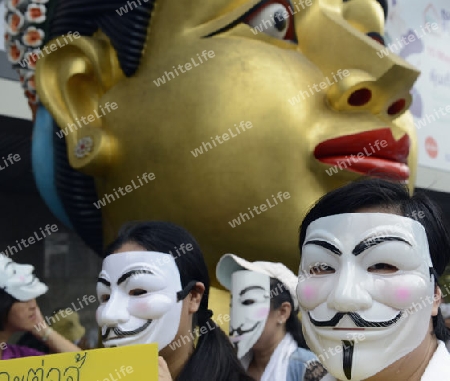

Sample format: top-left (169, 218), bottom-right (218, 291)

top-left (104, 221), bottom-right (253, 381)
top-left (269, 278), bottom-right (309, 349)
top-left (0, 289), bottom-right (18, 331)
top-left (299, 178), bottom-right (450, 342)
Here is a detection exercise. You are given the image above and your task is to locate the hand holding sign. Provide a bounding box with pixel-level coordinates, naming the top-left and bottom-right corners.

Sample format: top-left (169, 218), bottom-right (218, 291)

top-left (158, 356), bottom-right (173, 381)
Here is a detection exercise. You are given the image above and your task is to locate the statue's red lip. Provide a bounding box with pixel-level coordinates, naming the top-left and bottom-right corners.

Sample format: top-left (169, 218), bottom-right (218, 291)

top-left (314, 128), bottom-right (410, 180)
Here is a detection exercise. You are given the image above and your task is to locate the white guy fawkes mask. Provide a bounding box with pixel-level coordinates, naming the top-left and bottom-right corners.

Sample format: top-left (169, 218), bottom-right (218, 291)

top-left (297, 213), bottom-right (435, 381)
top-left (0, 254), bottom-right (48, 301)
top-left (96, 251), bottom-right (183, 351)
top-left (230, 270), bottom-right (271, 359)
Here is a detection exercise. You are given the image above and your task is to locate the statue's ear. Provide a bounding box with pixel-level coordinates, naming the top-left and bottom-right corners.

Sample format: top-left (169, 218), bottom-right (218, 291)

top-left (35, 36), bottom-right (124, 176)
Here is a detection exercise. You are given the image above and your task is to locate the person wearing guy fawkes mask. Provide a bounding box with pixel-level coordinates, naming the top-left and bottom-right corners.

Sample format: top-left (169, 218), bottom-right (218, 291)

top-left (96, 221), bottom-right (252, 381)
top-left (297, 178), bottom-right (450, 381)
top-left (216, 254), bottom-right (335, 381)
top-left (0, 255), bottom-right (80, 360)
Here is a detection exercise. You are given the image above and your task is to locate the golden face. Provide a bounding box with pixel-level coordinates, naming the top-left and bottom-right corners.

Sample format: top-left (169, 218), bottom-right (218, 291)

top-left (36, 0), bottom-right (419, 278)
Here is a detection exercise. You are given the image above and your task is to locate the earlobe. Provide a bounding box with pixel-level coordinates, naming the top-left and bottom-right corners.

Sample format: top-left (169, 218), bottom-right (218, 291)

top-left (35, 35), bottom-right (124, 176)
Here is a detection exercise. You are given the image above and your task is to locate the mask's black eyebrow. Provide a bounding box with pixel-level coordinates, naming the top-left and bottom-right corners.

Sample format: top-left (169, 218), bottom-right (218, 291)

top-left (97, 278), bottom-right (110, 287)
top-left (352, 236), bottom-right (412, 256)
top-left (304, 240), bottom-right (342, 256)
top-left (117, 269), bottom-right (153, 285)
top-left (239, 285), bottom-right (266, 296)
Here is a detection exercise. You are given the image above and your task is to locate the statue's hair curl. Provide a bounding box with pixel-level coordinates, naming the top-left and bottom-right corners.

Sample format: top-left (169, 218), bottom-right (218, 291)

top-left (4, 0), bottom-right (155, 107)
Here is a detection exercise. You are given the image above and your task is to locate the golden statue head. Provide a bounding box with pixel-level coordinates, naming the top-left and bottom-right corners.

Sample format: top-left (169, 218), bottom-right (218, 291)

top-left (5, 0), bottom-right (419, 276)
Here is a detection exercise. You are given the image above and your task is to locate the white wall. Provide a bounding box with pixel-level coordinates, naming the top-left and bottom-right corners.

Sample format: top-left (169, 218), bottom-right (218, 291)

top-left (0, 77), bottom-right (32, 120)
top-left (385, 0), bottom-right (450, 189)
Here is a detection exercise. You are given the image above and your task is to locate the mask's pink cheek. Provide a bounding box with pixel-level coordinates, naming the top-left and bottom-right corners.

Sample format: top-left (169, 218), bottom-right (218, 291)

top-left (375, 276), bottom-right (431, 309)
top-left (136, 302), bottom-right (153, 312)
top-left (252, 307), bottom-right (270, 320)
top-left (129, 295), bottom-right (173, 319)
top-left (297, 282), bottom-right (325, 310)
top-left (394, 287), bottom-right (411, 303)
top-left (299, 284), bottom-right (316, 302)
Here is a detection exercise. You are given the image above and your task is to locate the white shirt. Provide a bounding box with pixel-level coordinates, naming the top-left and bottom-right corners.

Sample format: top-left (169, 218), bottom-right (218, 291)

top-left (421, 341), bottom-right (450, 380)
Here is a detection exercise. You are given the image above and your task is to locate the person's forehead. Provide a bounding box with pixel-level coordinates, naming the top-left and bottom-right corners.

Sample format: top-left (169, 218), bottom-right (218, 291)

top-left (232, 270), bottom-right (270, 288)
top-left (305, 213), bottom-right (422, 243)
top-left (302, 213), bottom-right (433, 267)
top-left (101, 251), bottom-right (178, 279)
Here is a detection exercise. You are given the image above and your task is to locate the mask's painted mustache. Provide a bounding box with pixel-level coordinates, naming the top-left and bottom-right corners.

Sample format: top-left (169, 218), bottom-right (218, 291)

top-left (229, 321), bottom-right (260, 337)
top-left (309, 311), bottom-right (403, 328)
top-left (102, 319), bottom-right (153, 340)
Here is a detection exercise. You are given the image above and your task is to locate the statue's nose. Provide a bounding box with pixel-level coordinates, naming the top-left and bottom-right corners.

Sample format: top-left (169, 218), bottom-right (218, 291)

top-left (294, 0), bottom-right (420, 119)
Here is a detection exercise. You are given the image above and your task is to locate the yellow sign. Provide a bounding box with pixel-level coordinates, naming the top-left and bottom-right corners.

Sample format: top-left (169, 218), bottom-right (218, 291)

top-left (0, 344), bottom-right (158, 380)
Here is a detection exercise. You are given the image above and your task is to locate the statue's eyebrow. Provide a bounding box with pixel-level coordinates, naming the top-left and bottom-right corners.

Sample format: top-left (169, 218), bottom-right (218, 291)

top-left (344, 0), bottom-right (388, 19)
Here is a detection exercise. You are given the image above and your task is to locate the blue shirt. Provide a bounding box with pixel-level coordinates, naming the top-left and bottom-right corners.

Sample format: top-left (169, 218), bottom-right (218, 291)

top-left (287, 347), bottom-right (330, 381)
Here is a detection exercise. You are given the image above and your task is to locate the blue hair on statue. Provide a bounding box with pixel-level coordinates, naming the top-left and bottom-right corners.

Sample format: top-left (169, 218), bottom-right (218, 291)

top-left (32, 105), bottom-right (73, 229)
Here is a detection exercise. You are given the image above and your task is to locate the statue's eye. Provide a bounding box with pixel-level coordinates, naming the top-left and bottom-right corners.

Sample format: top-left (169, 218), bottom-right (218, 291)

top-left (244, 0), bottom-right (297, 42)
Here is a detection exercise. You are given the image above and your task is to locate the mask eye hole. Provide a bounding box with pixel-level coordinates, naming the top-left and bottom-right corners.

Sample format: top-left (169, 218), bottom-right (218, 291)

top-left (242, 299), bottom-right (256, 306)
top-left (368, 263), bottom-right (398, 274)
top-left (129, 289), bottom-right (147, 296)
top-left (309, 265), bottom-right (335, 275)
top-left (244, 0), bottom-right (297, 42)
top-left (100, 294), bottom-right (110, 303)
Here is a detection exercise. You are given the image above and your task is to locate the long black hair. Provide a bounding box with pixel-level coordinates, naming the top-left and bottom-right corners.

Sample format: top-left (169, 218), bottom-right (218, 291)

top-left (104, 221), bottom-right (253, 381)
top-left (269, 278), bottom-right (309, 349)
top-left (0, 289), bottom-right (18, 331)
top-left (299, 178), bottom-right (450, 342)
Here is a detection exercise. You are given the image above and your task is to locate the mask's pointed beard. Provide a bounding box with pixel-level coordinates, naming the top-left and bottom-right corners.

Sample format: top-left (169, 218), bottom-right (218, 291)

top-left (342, 340), bottom-right (355, 380)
